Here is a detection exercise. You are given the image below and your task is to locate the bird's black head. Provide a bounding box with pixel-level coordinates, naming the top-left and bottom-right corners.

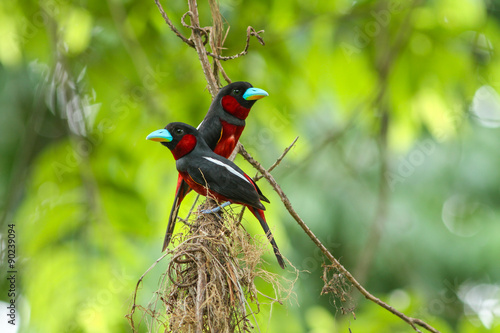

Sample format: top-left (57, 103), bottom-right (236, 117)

top-left (216, 82), bottom-right (269, 118)
top-left (164, 122), bottom-right (198, 145)
top-left (146, 122), bottom-right (202, 160)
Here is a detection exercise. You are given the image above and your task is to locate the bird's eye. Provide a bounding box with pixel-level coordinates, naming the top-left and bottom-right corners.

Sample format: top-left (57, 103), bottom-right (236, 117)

top-left (233, 89), bottom-right (241, 95)
top-left (175, 128), bottom-right (183, 135)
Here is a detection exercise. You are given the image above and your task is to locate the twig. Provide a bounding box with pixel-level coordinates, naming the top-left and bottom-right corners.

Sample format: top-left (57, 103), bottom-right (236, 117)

top-left (178, 194), bottom-right (201, 224)
top-left (195, 252), bottom-right (207, 333)
top-left (238, 144), bottom-right (440, 333)
top-left (180, 11), bottom-right (210, 47)
top-left (208, 0), bottom-right (223, 88)
top-left (254, 136), bottom-right (298, 181)
top-left (207, 26), bottom-right (265, 61)
top-left (256, 290), bottom-right (283, 305)
top-left (154, 0), bottom-right (194, 47)
top-left (127, 251), bottom-right (170, 330)
top-left (219, 65), bottom-right (232, 84)
top-left (217, 25), bottom-right (233, 84)
top-left (154, 1), bottom-right (264, 65)
top-left (181, 11), bottom-right (196, 30)
top-left (236, 137), bottom-right (298, 225)
top-left (187, 0), bottom-right (219, 97)
top-left (154, 2), bottom-right (265, 90)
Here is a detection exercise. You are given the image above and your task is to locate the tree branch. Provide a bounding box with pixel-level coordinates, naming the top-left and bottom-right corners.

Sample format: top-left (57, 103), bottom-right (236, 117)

top-left (196, 253), bottom-right (207, 333)
top-left (187, 0), bottom-right (219, 97)
top-left (154, 1), bottom-right (266, 91)
top-left (154, 0), bottom-right (194, 47)
top-left (238, 144), bottom-right (440, 333)
top-left (208, 0), bottom-right (223, 88)
top-left (253, 136), bottom-right (298, 182)
top-left (206, 26), bottom-right (265, 61)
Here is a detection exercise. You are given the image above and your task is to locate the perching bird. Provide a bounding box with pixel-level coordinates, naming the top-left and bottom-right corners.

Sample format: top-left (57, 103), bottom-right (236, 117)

top-left (147, 122), bottom-right (285, 269)
top-left (164, 82), bottom-right (268, 251)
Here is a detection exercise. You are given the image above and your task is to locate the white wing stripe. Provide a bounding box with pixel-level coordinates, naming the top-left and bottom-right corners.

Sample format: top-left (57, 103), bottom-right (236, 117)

top-left (202, 156), bottom-right (251, 184)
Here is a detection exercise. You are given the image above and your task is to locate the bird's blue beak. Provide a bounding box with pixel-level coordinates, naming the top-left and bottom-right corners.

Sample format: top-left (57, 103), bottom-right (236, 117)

top-left (243, 87), bottom-right (269, 101)
top-left (146, 129), bottom-right (173, 142)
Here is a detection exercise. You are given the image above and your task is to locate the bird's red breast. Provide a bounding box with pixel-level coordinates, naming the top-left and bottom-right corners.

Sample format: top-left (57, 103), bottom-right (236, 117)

top-left (171, 134), bottom-right (197, 160)
top-left (179, 171), bottom-right (231, 204)
top-left (213, 120), bottom-right (245, 158)
top-left (221, 95), bottom-right (251, 120)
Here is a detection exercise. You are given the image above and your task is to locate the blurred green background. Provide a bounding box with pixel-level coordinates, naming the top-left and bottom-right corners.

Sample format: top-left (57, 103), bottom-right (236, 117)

top-left (1, 0), bottom-right (500, 332)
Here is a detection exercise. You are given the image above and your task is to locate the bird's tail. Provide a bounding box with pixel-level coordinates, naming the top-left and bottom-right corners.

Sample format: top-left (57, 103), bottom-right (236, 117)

top-left (162, 176), bottom-right (191, 251)
top-left (248, 206), bottom-right (286, 269)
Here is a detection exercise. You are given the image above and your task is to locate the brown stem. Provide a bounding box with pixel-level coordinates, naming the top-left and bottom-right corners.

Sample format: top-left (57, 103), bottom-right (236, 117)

top-left (154, 0), bottom-right (194, 47)
top-left (127, 251), bottom-right (170, 331)
top-left (238, 144), bottom-right (440, 333)
top-left (208, 0), bottom-right (223, 88)
top-left (254, 136), bottom-right (298, 181)
top-left (187, 0), bottom-right (219, 97)
top-left (196, 252), bottom-right (207, 333)
top-left (206, 26), bottom-right (265, 61)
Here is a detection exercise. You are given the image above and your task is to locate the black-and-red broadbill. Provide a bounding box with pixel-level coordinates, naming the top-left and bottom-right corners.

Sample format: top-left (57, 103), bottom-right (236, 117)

top-left (164, 82), bottom-right (268, 251)
top-left (147, 122), bottom-right (285, 269)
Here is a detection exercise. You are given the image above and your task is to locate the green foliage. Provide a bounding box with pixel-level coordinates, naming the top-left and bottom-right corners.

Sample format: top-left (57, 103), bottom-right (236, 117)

top-left (1, 0), bottom-right (500, 332)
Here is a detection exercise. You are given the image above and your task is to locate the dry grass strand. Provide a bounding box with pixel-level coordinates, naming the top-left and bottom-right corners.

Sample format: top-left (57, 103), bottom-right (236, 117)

top-left (128, 202), bottom-right (294, 332)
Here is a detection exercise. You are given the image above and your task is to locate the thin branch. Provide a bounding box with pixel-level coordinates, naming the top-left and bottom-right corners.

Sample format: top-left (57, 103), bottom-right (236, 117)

top-left (180, 10), bottom-right (210, 46)
top-left (254, 136), bottom-right (298, 181)
top-left (178, 194), bottom-right (201, 225)
top-left (195, 253), bottom-right (207, 333)
top-left (257, 290), bottom-right (283, 305)
top-left (154, 0), bottom-right (194, 47)
top-left (207, 26), bottom-right (265, 61)
top-left (181, 11), bottom-right (196, 30)
top-left (219, 65), bottom-right (232, 84)
top-left (127, 251), bottom-right (170, 330)
top-left (217, 25), bottom-right (233, 84)
top-left (208, 0), bottom-right (223, 88)
top-left (238, 144), bottom-right (440, 333)
top-left (153, 2), bottom-right (265, 88)
top-left (236, 137), bottom-right (298, 225)
top-left (187, 0), bottom-right (219, 97)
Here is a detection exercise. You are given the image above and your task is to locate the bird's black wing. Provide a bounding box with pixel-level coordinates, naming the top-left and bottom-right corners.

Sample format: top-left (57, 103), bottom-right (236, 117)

top-left (197, 114), bottom-right (221, 151)
top-left (186, 155), bottom-right (265, 210)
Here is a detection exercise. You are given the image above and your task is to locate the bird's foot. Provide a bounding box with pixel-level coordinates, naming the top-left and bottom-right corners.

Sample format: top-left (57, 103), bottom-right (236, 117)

top-left (201, 201), bottom-right (231, 214)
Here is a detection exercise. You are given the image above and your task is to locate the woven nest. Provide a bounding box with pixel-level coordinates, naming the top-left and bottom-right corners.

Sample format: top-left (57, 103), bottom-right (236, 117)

top-left (129, 201), bottom-right (292, 333)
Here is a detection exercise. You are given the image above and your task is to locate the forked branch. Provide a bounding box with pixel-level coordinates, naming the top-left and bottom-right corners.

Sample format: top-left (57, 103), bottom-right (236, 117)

top-left (238, 144), bottom-right (440, 333)
top-left (254, 136), bottom-right (298, 181)
top-left (154, 0), bottom-right (194, 47)
top-left (154, 0), bottom-right (265, 91)
top-left (207, 26), bottom-right (265, 61)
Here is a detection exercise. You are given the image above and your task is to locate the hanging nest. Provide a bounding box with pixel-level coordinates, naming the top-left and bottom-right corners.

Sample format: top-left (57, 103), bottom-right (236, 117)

top-left (129, 201), bottom-right (293, 333)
